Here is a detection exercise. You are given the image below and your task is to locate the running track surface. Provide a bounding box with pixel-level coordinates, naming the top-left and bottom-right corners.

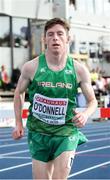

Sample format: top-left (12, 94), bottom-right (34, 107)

top-left (0, 121), bottom-right (110, 180)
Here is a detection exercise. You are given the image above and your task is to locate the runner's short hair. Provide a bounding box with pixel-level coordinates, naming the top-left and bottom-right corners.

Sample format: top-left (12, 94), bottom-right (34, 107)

top-left (44, 17), bottom-right (70, 36)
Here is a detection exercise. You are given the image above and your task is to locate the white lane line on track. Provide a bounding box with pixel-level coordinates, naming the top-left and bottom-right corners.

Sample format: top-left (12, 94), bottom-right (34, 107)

top-left (82, 123), bottom-right (110, 129)
top-left (0, 131), bottom-right (28, 135)
top-left (0, 134), bottom-right (27, 137)
top-left (0, 142), bottom-right (27, 148)
top-left (88, 137), bottom-right (110, 142)
top-left (0, 136), bottom-right (27, 142)
top-left (68, 161), bottom-right (110, 178)
top-left (77, 145), bottom-right (110, 155)
top-left (0, 156), bottom-right (31, 159)
top-left (0, 149), bottom-right (29, 157)
top-left (86, 131), bottom-right (110, 137)
top-left (0, 131), bottom-right (27, 135)
top-left (82, 128), bottom-right (110, 134)
top-left (0, 162), bottom-right (32, 172)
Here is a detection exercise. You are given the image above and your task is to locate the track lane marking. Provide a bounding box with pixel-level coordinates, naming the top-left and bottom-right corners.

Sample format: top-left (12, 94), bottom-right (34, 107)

top-left (0, 149), bottom-right (29, 157)
top-left (0, 162), bottom-right (32, 172)
top-left (77, 145), bottom-right (110, 155)
top-left (68, 161), bottom-right (110, 178)
top-left (0, 142), bottom-right (27, 148)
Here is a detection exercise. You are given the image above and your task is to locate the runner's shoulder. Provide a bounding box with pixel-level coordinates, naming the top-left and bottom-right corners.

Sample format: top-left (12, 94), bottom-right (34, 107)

top-left (22, 56), bottom-right (39, 72)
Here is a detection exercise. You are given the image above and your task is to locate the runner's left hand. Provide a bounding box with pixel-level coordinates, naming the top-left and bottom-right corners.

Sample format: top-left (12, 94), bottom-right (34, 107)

top-left (72, 110), bottom-right (88, 128)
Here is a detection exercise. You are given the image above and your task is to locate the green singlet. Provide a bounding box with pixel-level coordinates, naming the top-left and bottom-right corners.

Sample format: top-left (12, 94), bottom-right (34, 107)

top-left (27, 53), bottom-right (87, 143)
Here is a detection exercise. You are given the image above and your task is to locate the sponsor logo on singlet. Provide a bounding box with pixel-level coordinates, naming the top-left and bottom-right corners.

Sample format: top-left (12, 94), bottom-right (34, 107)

top-left (64, 69), bottom-right (73, 74)
top-left (32, 93), bottom-right (68, 125)
top-left (40, 67), bottom-right (46, 73)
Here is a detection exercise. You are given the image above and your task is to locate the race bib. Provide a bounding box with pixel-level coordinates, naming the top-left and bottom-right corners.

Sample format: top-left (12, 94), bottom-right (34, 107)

top-left (32, 93), bottom-right (68, 125)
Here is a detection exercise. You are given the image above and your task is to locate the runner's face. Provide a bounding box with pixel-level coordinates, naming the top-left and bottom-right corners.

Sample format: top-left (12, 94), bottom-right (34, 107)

top-left (44, 24), bottom-right (69, 55)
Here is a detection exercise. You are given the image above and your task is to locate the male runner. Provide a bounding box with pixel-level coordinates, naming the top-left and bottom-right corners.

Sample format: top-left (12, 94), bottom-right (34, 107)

top-left (12, 18), bottom-right (97, 179)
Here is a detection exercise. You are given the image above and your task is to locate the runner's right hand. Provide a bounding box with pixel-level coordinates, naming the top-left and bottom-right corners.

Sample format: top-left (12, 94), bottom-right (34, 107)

top-left (12, 123), bottom-right (24, 140)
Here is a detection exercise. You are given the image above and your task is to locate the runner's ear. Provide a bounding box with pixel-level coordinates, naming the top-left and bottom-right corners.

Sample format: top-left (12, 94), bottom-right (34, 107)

top-left (67, 35), bottom-right (71, 43)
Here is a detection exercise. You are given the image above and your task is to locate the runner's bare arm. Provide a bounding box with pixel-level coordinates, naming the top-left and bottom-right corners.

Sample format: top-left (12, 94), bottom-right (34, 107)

top-left (72, 61), bottom-right (97, 127)
top-left (80, 65), bottom-right (97, 112)
top-left (14, 64), bottom-right (30, 125)
top-left (12, 58), bottom-right (39, 139)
